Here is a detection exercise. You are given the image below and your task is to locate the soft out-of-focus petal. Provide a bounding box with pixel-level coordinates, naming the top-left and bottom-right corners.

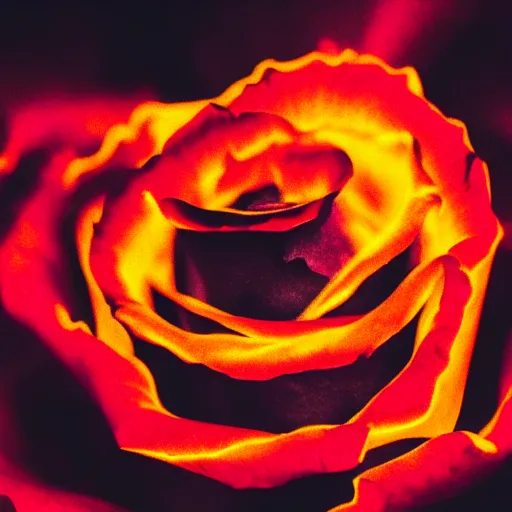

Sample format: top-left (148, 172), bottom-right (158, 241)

top-left (0, 457), bottom-right (128, 512)
top-left (361, 0), bottom-right (477, 67)
top-left (0, 95), bottom-right (151, 174)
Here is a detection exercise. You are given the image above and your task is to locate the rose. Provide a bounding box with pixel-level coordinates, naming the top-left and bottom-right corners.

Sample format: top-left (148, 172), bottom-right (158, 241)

top-left (0, 49), bottom-right (509, 510)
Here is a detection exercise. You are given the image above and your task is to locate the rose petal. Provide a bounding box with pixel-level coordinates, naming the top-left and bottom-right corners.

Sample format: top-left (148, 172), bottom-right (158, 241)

top-left (330, 432), bottom-right (502, 511)
top-left (115, 255), bottom-right (447, 380)
top-left (0, 457), bottom-right (128, 512)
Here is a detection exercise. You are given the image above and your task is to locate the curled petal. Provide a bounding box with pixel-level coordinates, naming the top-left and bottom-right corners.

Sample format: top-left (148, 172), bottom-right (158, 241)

top-left (115, 254), bottom-right (447, 380)
top-left (330, 432), bottom-right (501, 512)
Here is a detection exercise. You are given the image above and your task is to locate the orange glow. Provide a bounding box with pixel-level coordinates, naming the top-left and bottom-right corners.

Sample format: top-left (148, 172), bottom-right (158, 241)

top-left (0, 48), bottom-right (507, 510)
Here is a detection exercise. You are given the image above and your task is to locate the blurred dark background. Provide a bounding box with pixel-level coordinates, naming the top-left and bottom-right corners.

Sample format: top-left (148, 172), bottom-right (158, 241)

top-left (0, 0), bottom-right (512, 510)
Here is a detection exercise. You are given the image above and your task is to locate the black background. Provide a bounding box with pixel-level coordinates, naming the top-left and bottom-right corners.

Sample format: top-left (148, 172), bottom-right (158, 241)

top-left (0, 0), bottom-right (512, 510)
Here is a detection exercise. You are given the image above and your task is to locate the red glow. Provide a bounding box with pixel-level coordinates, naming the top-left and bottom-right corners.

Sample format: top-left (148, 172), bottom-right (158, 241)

top-left (0, 49), bottom-right (507, 510)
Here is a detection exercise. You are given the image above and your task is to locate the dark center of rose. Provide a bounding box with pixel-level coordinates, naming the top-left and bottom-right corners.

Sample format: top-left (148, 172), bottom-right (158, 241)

top-left (170, 185), bottom-right (352, 321)
top-left (230, 183), bottom-right (295, 211)
top-left (168, 184), bottom-right (334, 321)
top-left (130, 182), bottom-right (419, 433)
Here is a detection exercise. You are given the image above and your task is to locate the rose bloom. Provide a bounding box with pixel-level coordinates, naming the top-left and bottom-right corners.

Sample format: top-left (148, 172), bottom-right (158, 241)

top-left (0, 50), bottom-right (510, 511)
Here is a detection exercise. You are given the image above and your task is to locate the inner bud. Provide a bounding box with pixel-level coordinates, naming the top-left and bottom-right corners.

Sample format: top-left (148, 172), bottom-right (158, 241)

top-left (231, 184), bottom-right (292, 211)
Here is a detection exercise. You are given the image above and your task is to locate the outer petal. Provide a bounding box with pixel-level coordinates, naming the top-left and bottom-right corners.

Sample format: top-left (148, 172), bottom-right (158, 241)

top-left (332, 393), bottom-right (512, 512)
top-left (0, 457), bottom-right (128, 512)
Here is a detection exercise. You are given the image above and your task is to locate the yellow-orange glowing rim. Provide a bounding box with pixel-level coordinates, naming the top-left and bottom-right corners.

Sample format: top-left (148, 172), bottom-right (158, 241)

top-left (0, 49), bottom-right (511, 511)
